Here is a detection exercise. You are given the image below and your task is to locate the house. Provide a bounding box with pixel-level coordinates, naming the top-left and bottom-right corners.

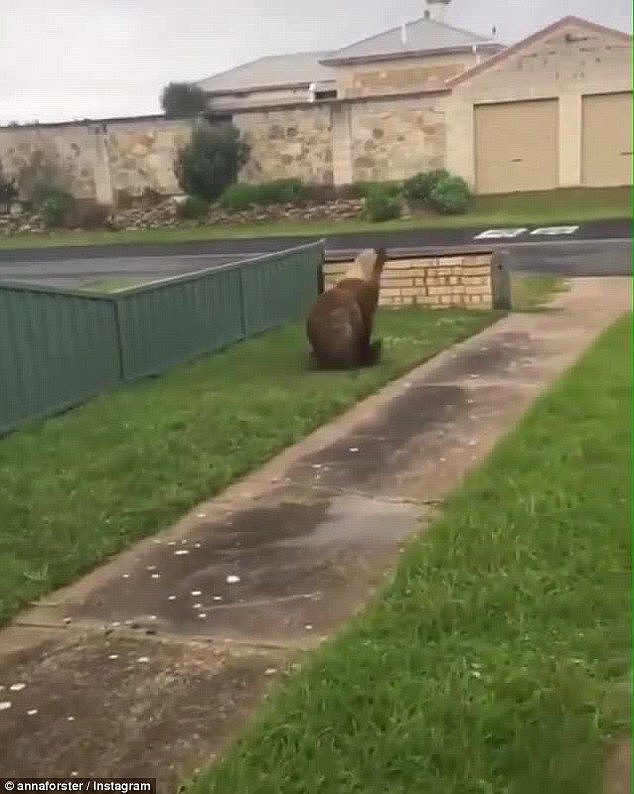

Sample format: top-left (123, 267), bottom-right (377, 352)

top-left (0, 2), bottom-right (629, 202)
top-left (197, 2), bottom-right (632, 193)
top-left (446, 15), bottom-right (633, 191)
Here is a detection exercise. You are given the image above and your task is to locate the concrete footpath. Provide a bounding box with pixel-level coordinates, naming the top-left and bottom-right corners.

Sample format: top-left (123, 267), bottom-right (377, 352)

top-left (0, 277), bottom-right (630, 790)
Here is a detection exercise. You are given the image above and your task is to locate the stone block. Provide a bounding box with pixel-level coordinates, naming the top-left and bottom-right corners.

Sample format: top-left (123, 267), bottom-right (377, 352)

top-left (438, 256), bottom-right (463, 267)
top-left (381, 277), bottom-right (414, 288)
top-left (463, 266), bottom-right (492, 277)
top-left (385, 259), bottom-right (420, 271)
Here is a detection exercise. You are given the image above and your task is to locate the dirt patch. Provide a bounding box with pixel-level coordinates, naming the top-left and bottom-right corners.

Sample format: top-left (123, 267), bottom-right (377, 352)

top-left (604, 738), bottom-right (632, 794)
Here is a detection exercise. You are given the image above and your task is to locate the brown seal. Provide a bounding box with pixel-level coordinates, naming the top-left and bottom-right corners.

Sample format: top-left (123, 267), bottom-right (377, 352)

top-left (306, 247), bottom-right (386, 369)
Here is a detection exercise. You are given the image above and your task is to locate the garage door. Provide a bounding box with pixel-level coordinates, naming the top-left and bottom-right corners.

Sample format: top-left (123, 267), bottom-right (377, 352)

top-left (582, 93), bottom-right (633, 187)
top-left (475, 99), bottom-right (559, 194)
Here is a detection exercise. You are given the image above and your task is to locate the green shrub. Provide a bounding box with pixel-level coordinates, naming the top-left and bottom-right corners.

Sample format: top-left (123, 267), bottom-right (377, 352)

top-left (176, 195), bottom-right (210, 219)
top-left (220, 179), bottom-right (306, 210)
top-left (365, 187), bottom-right (402, 222)
top-left (174, 123), bottom-right (249, 202)
top-left (429, 175), bottom-right (472, 214)
top-left (257, 178), bottom-right (306, 205)
top-left (346, 180), bottom-right (403, 200)
top-left (218, 183), bottom-right (256, 210)
top-left (404, 169), bottom-right (450, 202)
top-left (40, 188), bottom-right (75, 227)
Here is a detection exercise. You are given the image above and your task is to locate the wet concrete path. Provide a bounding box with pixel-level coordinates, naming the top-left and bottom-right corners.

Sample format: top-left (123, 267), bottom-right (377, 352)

top-left (0, 278), bottom-right (629, 790)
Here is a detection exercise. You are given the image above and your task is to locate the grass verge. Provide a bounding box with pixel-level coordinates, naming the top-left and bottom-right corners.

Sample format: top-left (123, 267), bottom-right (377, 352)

top-left (511, 273), bottom-right (569, 311)
top-left (0, 307), bottom-right (497, 626)
top-left (0, 187), bottom-right (629, 251)
top-left (187, 314), bottom-right (632, 794)
top-left (76, 276), bottom-right (152, 293)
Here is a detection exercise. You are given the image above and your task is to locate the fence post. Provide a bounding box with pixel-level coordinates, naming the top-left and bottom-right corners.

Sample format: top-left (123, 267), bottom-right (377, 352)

top-left (491, 249), bottom-right (513, 310)
top-left (238, 268), bottom-right (248, 339)
top-left (112, 297), bottom-right (127, 382)
top-left (317, 243), bottom-right (325, 294)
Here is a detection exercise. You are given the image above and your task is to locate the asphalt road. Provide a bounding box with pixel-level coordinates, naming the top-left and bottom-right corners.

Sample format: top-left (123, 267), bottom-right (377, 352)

top-left (0, 218), bottom-right (630, 287)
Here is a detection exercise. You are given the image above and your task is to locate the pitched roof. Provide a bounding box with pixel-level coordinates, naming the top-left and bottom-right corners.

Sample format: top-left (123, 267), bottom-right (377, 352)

top-left (447, 15), bottom-right (632, 87)
top-left (321, 16), bottom-right (502, 65)
top-left (196, 51), bottom-right (336, 94)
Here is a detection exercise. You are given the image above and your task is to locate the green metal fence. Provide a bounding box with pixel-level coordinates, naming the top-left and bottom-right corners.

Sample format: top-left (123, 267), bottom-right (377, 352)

top-left (0, 241), bottom-right (324, 436)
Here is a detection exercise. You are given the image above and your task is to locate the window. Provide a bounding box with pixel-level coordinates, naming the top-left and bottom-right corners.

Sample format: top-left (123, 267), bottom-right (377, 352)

top-left (315, 89), bottom-right (337, 100)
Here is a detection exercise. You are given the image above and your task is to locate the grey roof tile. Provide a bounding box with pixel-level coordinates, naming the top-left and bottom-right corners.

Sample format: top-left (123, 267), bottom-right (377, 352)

top-left (196, 51), bottom-right (336, 93)
top-left (322, 16), bottom-right (499, 63)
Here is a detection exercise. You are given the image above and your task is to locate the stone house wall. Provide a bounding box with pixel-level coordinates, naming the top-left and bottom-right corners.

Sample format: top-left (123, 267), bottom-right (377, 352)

top-left (337, 51), bottom-right (477, 99)
top-left (324, 254), bottom-right (493, 309)
top-left (347, 95), bottom-right (447, 182)
top-left (232, 95), bottom-right (449, 186)
top-left (234, 106), bottom-right (334, 184)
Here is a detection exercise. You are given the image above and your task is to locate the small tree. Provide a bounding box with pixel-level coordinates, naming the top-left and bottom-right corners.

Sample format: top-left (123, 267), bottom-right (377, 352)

top-left (174, 123), bottom-right (250, 201)
top-left (161, 82), bottom-right (207, 119)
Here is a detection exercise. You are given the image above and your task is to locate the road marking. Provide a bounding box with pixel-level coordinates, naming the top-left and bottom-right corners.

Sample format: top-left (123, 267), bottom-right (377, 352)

top-left (473, 228), bottom-right (528, 240)
top-left (530, 225), bottom-right (579, 236)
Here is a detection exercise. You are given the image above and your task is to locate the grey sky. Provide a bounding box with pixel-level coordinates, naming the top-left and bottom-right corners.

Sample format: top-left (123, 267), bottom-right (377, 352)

top-left (2, 0), bottom-right (631, 124)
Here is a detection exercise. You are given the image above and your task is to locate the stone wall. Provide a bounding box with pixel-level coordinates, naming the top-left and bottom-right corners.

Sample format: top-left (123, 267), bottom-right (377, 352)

top-left (105, 119), bottom-right (192, 198)
top-left (234, 106), bottom-right (334, 184)
top-left (0, 125), bottom-right (100, 200)
top-left (324, 254), bottom-right (493, 309)
top-left (0, 95), bottom-right (449, 199)
top-left (0, 117), bottom-right (193, 205)
top-left (348, 96), bottom-right (447, 182)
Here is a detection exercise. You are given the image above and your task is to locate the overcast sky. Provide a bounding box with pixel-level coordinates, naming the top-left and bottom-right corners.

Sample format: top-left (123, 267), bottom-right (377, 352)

top-left (2, 0), bottom-right (631, 125)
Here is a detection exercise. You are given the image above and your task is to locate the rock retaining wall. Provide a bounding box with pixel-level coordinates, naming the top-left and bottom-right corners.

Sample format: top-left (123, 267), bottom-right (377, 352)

top-left (0, 197), bottom-right (366, 235)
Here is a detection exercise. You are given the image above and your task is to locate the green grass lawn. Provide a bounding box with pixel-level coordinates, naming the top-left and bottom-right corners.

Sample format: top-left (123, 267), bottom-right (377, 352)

top-left (0, 307), bottom-right (498, 626)
top-left (187, 314), bottom-right (631, 794)
top-left (511, 273), bottom-right (568, 311)
top-left (75, 275), bottom-right (153, 293)
top-left (0, 187), bottom-right (629, 251)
